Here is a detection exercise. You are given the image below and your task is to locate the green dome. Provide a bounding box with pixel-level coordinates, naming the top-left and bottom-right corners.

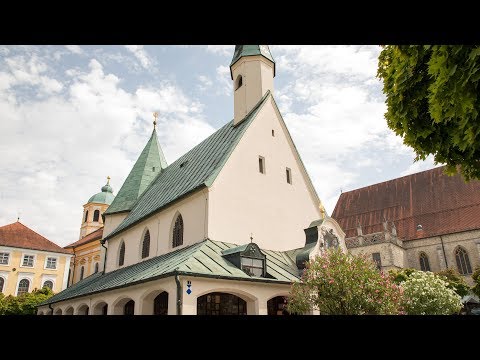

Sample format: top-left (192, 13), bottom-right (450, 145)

top-left (88, 179), bottom-right (115, 205)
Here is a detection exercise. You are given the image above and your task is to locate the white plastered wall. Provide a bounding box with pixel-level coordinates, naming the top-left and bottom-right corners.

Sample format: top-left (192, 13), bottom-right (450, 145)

top-left (208, 97), bottom-right (322, 251)
top-left (104, 189), bottom-right (208, 273)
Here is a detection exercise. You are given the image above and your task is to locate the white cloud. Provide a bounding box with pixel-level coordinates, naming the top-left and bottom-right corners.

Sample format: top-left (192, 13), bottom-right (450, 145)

top-left (205, 45), bottom-right (232, 56)
top-left (65, 45), bottom-right (84, 54)
top-left (124, 45), bottom-right (153, 70)
top-left (0, 52), bottom-right (213, 246)
top-left (216, 65), bottom-right (231, 96)
top-left (400, 155), bottom-right (442, 176)
top-left (197, 75), bottom-right (213, 91)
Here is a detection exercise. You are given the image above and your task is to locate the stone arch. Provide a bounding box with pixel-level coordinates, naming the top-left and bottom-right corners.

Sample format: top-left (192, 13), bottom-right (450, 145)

top-left (37, 310), bottom-right (44, 315)
top-left (139, 288), bottom-right (169, 315)
top-left (53, 308), bottom-right (63, 315)
top-left (64, 306), bottom-right (74, 315)
top-left (112, 296), bottom-right (136, 315)
top-left (76, 303), bottom-right (89, 315)
top-left (92, 300), bottom-right (109, 315)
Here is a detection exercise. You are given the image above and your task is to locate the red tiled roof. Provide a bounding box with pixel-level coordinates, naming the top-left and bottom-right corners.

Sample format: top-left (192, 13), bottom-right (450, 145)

top-left (0, 221), bottom-right (71, 254)
top-left (64, 227), bottom-right (103, 249)
top-left (332, 166), bottom-right (480, 241)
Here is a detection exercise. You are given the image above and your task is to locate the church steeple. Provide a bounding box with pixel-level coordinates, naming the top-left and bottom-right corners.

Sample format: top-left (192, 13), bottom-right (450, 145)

top-left (230, 45), bottom-right (275, 125)
top-left (105, 116), bottom-right (168, 214)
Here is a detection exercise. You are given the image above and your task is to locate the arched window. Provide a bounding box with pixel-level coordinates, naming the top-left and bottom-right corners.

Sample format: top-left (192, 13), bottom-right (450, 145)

top-left (235, 75), bottom-right (243, 90)
top-left (43, 280), bottom-right (53, 290)
top-left (84, 210), bottom-right (89, 223)
top-left (94, 262), bottom-right (99, 273)
top-left (154, 292), bottom-right (169, 315)
top-left (17, 279), bottom-right (30, 296)
top-left (141, 230), bottom-right (150, 259)
top-left (0, 277), bottom-right (4, 293)
top-left (419, 252), bottom-right (431, 272)
top-left (124, 300), bottom-right (135, 315)
top-left (455, 247), bottom-right (472, 275)
top-left (118, 241), bottom-right (126, 266)
top-left (80, 266), bottom-right (85, 280)
top-left (93, 210), bottom-right (100, 222)
top-left (172, 214), bottom-right (184, 248)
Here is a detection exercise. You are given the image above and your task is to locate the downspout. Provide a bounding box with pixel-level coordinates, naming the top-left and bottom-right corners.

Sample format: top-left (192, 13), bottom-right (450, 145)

top-left (48, 303), bottom-right (54, 316)
top-left (439, 235), bottom-right (448, 268)
top-left (101, 239), bottom-right (108, 273)
top-left (175, 270), bottom-right (182, 315)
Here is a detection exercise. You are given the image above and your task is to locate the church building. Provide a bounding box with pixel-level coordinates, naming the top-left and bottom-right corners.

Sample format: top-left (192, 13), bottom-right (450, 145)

top-left (37, 45), bottom-right (345, 315)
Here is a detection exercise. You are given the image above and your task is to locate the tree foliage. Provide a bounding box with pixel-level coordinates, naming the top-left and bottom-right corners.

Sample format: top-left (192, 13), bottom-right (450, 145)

top-left (435, 268), bottom-right (470, 297)
top-left (397, 270), bottom-right (462, 315)
top-left (472, 266), bottom-right (480, 298)
top-left (287, 248), bottom-right (403, 315)
top-left (0, 287), bottom-right (54, 315)
top-left (377, 45), bottom-right (480, 181)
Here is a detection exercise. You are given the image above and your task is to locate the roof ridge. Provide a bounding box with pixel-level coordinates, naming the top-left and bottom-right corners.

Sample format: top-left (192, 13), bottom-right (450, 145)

top-left (339, 165), bottom-right (446, 195)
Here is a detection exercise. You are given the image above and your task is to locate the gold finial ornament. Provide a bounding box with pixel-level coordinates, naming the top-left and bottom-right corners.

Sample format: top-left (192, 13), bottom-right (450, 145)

top-left (319, 201), bottom-right (326, 219)
top-left (153, 112), bottom-right (158, 129)
top-left (107, 176), bottom-right (111, 185)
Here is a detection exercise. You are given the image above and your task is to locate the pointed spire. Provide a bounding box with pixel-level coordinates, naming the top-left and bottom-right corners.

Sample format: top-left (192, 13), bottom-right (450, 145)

top-left (105, 122), bottom-right (168, 214)
top-left (230, 45), bottom-right (275, 79)
top-left (153, 112), bottom-right (158, 130)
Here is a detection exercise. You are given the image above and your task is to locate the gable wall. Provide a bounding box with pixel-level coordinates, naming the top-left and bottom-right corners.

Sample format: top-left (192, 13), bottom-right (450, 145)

top-left (208, 98), bottom-right (321, 251)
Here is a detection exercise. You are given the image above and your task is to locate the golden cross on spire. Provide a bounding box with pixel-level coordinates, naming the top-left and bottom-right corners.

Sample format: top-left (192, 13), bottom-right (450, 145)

top-left (250, 233), bottom-right (253, 243)
top-left (107, 176), bottom-right (111, 185)
top-left (153, 112), bottom-right (158, 129)
top-left (319, 201), bottom-right (326, 219)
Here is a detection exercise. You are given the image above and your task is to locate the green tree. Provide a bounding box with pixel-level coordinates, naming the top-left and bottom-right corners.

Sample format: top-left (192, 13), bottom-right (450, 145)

top-left (377, 45), bottom-right (480, 181)
top-left (399, 270), bottom-right (462, 315)
top-left (287, 248), bottom-right (403, 315)
top-left (0, 286), bottom-right (54, 315)
top-left (472, 266), bottom-right (480, 298)
top-left (435, 268), bottom-right (470, 297)
top-left (389, 268), bottom-right (416, 284)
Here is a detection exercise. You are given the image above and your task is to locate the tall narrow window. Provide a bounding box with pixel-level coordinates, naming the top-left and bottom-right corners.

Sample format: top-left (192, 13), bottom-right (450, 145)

top-left (124, 300), bottom-right (135, 315)
top-left (235, 75), bottom-right (243, 90)
top-left (172, 214), bottom-right (184, 248)
top-left (286, 167), bottom-right (292, 184)
top-left (80, 266), bottom-right (85, 280)
top-left (68, 269), bottom-right (72, 287)
top-left (141, 230), bottom-right (151, 259)
top-left (0, 277), bottom-right (4, 293)
top-left (84, 210), bottom-right (89, 223)
top-left (455, 247), bottom-right (472, 275)
top-left (259, 156), bottom-right (265, 174)
top-left (94, 262), bottom-right (99, 273)
top-left (372, 253), bottom-right (382, 270)
top-left (17, 279), bottom-right (30, 296)
top-left (43, 280), bottom-right (53, 289)
top-left (93, 210), bottom-right (100, 222)
top-left (419, 252), bottom-right (431, 272)
top-left (119, 242), bottom-right (126, 266)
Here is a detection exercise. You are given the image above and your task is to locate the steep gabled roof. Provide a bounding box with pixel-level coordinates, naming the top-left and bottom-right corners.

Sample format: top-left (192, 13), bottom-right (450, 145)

top-left (0, 221), bottom-right (71, 254)
top-left (105, 129), bottom-right (167, 215)
top-left (40, 238), bottom-right (300, 306)
top-left (105, 91), bottom-right (271, 241)
top-left (332, 166), bottom-right (480, 241)
top-left (64, 227), bottom-right (103, 249)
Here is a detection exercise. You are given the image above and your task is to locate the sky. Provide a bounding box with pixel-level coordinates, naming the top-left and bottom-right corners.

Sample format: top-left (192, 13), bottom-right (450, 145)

top-left (0, 45), bottom-right (440, 247)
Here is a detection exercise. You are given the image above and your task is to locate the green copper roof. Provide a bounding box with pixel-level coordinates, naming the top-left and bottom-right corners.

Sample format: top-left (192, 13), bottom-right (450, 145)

top-left (39, 238), bottom-right (301, 306)
top-left (105, 129), bottom-right (168, 214)
top-left (87, 180), bottom-right (115, 205)
top-left (104, 91), bottom-right (271, 241)
top-left (230, 45), bottom-right (275, 79)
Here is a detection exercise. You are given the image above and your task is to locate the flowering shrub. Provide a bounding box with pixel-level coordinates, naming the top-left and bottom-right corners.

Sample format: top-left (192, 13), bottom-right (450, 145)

top-left (400, 271), bottom-right (462, 315)
top-left (287, 248), bottom-right (403, 315)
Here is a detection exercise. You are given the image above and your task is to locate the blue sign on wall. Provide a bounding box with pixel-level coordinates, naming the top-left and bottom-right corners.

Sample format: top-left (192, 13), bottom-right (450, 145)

top-left (186, 280), bottom-right (192, 295)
